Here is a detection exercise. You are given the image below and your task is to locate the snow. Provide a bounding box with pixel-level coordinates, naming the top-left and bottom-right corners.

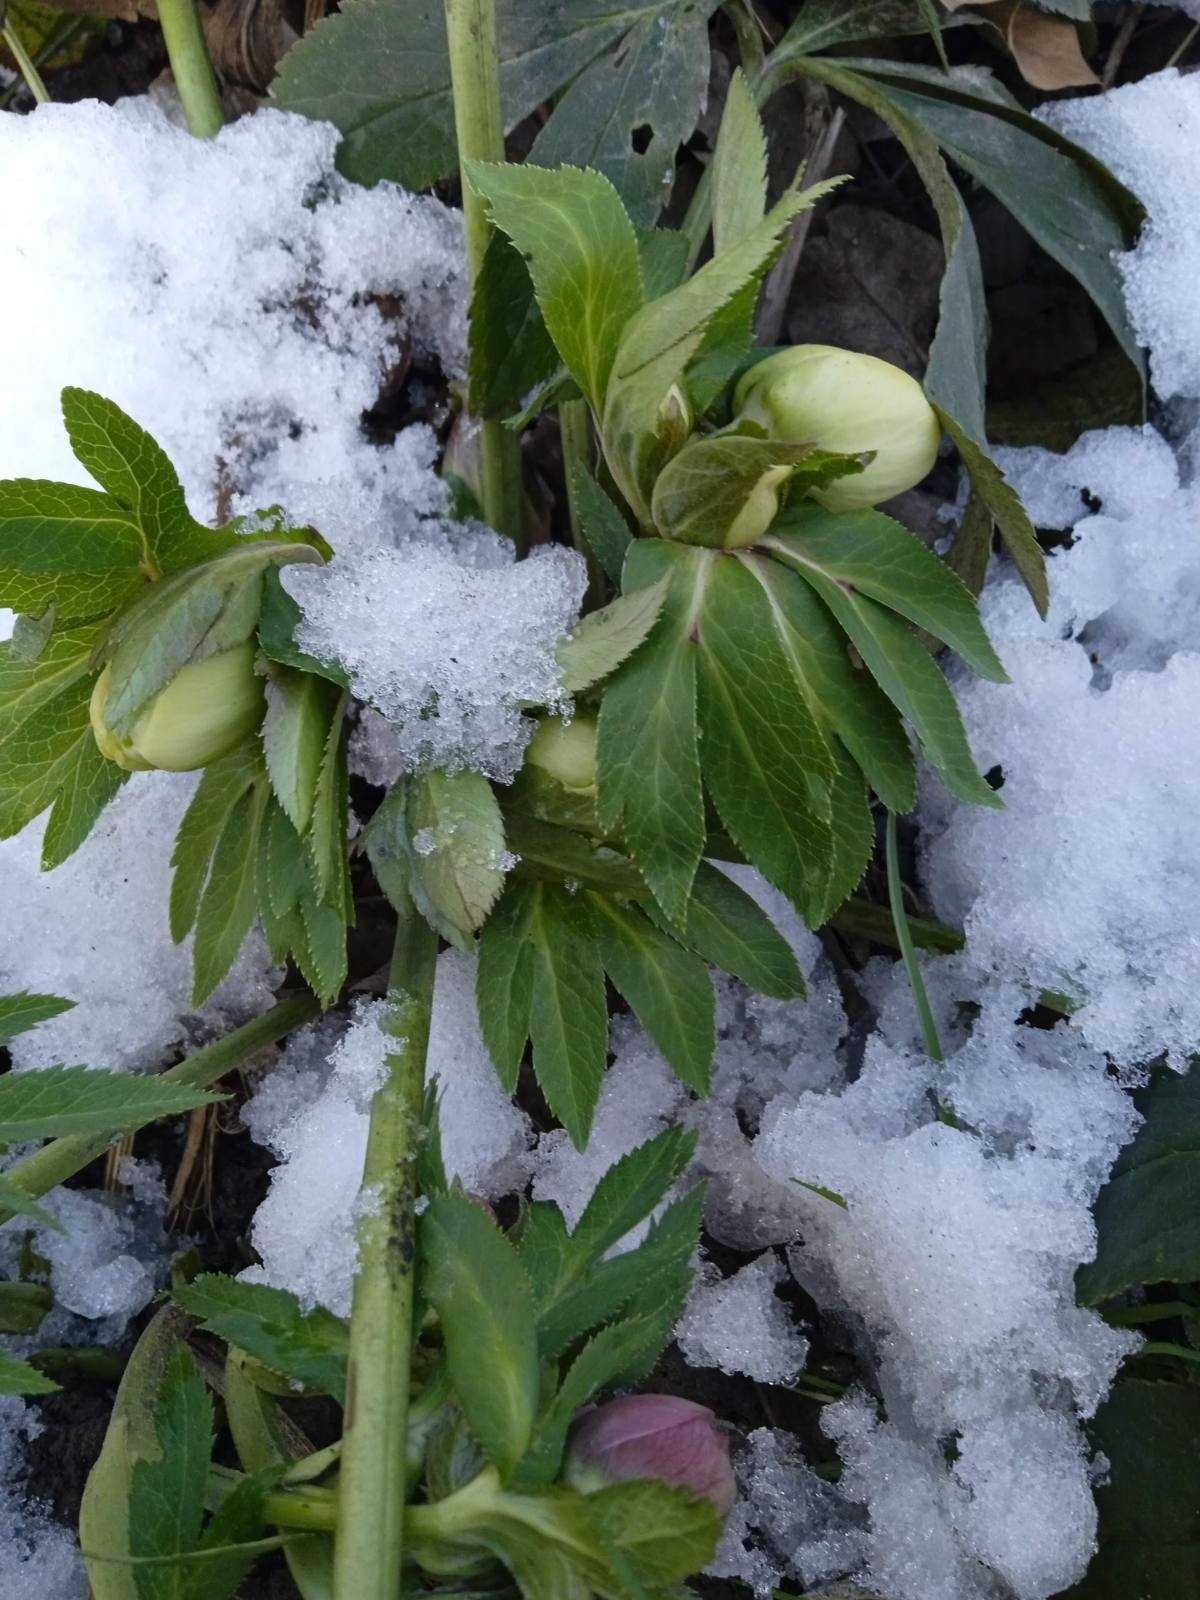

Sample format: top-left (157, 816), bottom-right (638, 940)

top-left (244, 951), bottom-right (530, 1314)
top-left (0, 774), bottom-right (279, 1071)
top-left (1041, 68), bottom-right (1200, 402)
top-left (283, 536), bottom-right (587, 781)
top-left (0, 1400), bottom-right (86, 1600)
top-left (0, 97), bottom-right (465, 521)
top-left (676, 1254), bottom-right (808, 1384)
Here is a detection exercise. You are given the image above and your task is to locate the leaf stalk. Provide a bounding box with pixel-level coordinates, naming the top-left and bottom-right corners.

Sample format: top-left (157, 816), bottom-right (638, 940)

top-left (155, 0), bottom-right (224, 139)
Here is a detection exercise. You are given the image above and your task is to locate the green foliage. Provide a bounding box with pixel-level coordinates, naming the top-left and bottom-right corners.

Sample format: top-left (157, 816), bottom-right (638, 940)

top-left (0, 988), bottom-right (74, 1042)
top-left (0, 1065), bottom-right (223, 1143)
top-left (420, 1190), bottom-right (541, 1480)
top-left (710, 69), bottom-right (767, 257)
top-left (646, 862), bottom-right (804, 1001)
top-left (1077, 1070), bottom-right (1200, 1306)
top-left (556, 576), bottom-right (670, 694)
top-left (397, 769), bottom-right (509, 950)
top-left (174, 1275), bottom-right (349, 1400)
top-left (0, 1348), bottom-right (59, 1396)
top-left (129, 1345), bottom-right (213, 1600)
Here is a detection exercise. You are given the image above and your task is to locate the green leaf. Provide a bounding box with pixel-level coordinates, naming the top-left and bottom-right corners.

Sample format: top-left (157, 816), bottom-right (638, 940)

top-left (0, 478), bottom-right (148, 621)
top-left (1077, 1070), bottom-right (1200, 1307)
top-left (527, 2), bottom-right (718, 229)
top-left (695, 553), bottom-right (836, 924)
top-left (596, 543), bottom-right (711, 925)
top-left (568, 464), bottom-right (632, 586)
top-left (648, 861), bottom-right (805, 999)
top-left (273, 0), bottom-right (710, 192)
top-left (305, 700), bottom-right (350, 913)
top-left (0, 990), bottom-right (74, 1043)
top-left (466, 160), bottom-right (644, 413)
top-left (0, 1349), bottom-right (59, 1396)
top-left (525, 885), bottom-right (609, 1149)
top-left (771, 503), bottom-right (1007, 681)
top-left (406, 768), bottom-right (509, 948)
top-left (586, 894), bottom-right (714, 1093)
top-left (519, 1316), bottom-right (669, 1485)
top-left (1059, 1379), bottom-right (1200, 1599)
top-left (557, 575), bottom-right (670, 694)
top-left (765, 539), bottom-right (1000, 810)
top-left (192, 783), bottom-right (267, 1006)
top-left (129, 1345), bottom-right (212, 1600)
top-left (186, 1466), bottom-right (285, 1600)
top-left (257, 567), bottom-right (349, 687)
top-left (469, 232), bottom-right (560, 420)
top-left (711, 68), bottom-right (767, 256)
top-left (475, 879), bottom-right (538, 1092)
top-left (820, 741), bottom-right (875, 923)
top-left (294, 885), bottom-right (349, 1005)
top-left (778, 0), bottom-right (960, 55)
top-left (262, 668), bottom-right (342, 837)
top-left (570, 1126), bottom-right (697, 1268)
top-left (169, 743), bottom-right (261, 942)
top-left (741, 553), bottom-right (916, 813)
top-left (0, 1175), bottom-right (62, 1233)
top-left (586, 1479), bottom-right (721, 1588)
top-left (174, 1275), bottom-right (348, 1401)
top-left (0, 1066), bottom-right (223, 1143)
top-left (59, 388), bottom-right (230, 578)
top-left (420, 1191), bottom-right (540, 1480)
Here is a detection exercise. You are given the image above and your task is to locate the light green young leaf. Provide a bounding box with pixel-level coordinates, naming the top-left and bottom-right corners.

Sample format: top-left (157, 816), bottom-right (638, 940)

top-left (711, 68), bottom-right (767, 256)
top-left (262, 668), bottom-right (342, 837)
top-left (192, 783), bottom-right (268, 1006)
top-left (569, 1125), bottom-right (697, 1269)
top-left (746, 552), bottom-right (917, 813)
top-left (0, 1066), bottom-right (223, 1144)
top-left (128, 1344), bottom-right (212, 1600)
top-left (767, 540), bottom-right (1000, 810)
top-left (169, 743), bottom-right (261, 942)
top-left (174, 1275), bottom-right (347, 1401)
top-left (0, 1350), bottom-right (59, 1396)
top-left (420, 1191), bottom-right (540, 1481)
top-left (586, 1479), bottom-right (721, 1588)
top-left (772, 503), bottom-right (1007, 681)
top-left (0, 990), bottom-right (74, 1043)
top-left (0, 1173), bottom-right (63, 1232)
top-left (466, 160), bottom-right (644, 413)
top-left (568, 463), bottom-right (632, 586)
top-left (586, 894), bottom-right (714, 1093)
top-left (0, 479), bottom-right (148, 622)
top-left (695, 554), bottom-right (836, 925)
top-left (556, 575), bottom-right (670, 693)
top-left (648, 860), bottom-right (805, 1000)
top-left (596, 542), bottom-right (712, 925)
top-left (406, 768), bottom-right (509, 948)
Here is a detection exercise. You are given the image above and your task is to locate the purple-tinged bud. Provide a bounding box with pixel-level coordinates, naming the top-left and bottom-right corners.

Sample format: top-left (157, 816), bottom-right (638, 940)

top-left (565, 1395), bottom-right (736, 1516)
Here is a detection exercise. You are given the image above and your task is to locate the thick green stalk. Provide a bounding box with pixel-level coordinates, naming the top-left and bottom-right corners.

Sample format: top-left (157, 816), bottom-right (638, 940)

top-left (1, 17), bottom-right (50, 103)
top-left (156, 0), bottom-right (224, 138)
top-left (0, 992), bottom-right (319, 1223)
top-left (332, 894), bottom-right (438, 1600)
top-left (444, 0), bottom-right (523, 548)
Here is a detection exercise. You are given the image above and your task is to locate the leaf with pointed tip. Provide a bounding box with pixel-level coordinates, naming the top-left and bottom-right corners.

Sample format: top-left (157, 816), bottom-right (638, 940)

top-left (586, 894), bottom-right (714, 1093)
top-left (476, 879), bottom-right (538, 1092)
top-left (570, 1125), bottom-right (697, 1269)
top-left (746, 551), bottom-right (916, 813)
top-left (406, 768), bottom-right (509, 948)
top-left (712, 68), bottom-right (767, 256)
top-left (128, 1344), bottom-right (212, 1600)
top-left (772, 504), bottom-right (1007, 681)
top-left (192, 782), bottom-right (268, 1006)
top-left (262, 668), bottom-right (342, 837)
top-left (695, 554), bottom-right (836, 925)
top-left (170, 743), bottom-right (261, 942)
top-left (466, 160), bottom-right (644, 413)
top-left (0, 990), bottom-right (74, 1043)
top-left (768, 537), bottom-right (1000, 810)
top-left (0, 479), bottom-right (149, 622)
top-left (648, 860), bottom-right (805, 1000)
top-left (568, 465), bottom-right (632, 586)
top-left (819, 741), bottom-right (875, 923)
top-left (174, 1275), bottom-right (347, 1401)
top-left (0, 1351), bottom-right (59, 1396)
top-left (470, 231), bottom-right (560, 420)
top-left (420, 1191), bottom-right (540, 1480)
top-left (0, 1174), bottom-right (61, 1231)
top-left (257, 568), bottom-right (349, 687)
top-left (305, 699), bottom-right (350, 914)
top-left (295, 885), bottom-right (348, 1005)
top-left (596, 542), bottom-right (710, 925)
top-left (0, 1067), bottom-right (223, 1144)
top-left (557, 575), bottom-right (669, 693)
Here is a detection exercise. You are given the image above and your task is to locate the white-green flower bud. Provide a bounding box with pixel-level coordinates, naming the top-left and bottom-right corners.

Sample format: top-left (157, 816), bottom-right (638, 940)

top-left (733, 344), bottom-right (941, 512)
top-left (524, 714), bottom-right (598, 797)
top-left (90, 643), bottom-right (264, 772)
top-left (654, 383), bottom-right (694, 461)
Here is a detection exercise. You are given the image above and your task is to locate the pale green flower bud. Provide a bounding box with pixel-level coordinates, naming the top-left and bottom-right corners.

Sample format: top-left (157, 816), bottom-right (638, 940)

top-left (90, 643), bottom-right (264, 772)
top-left (524, 714), bottom-right (597, 797)
top-left (733, 344), bottom-right (941, 512)
top-left (654, 383), bottom-right (694, 460)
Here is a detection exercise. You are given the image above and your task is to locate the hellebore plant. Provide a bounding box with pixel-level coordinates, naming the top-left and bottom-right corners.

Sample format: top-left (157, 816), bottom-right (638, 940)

top-left (0, 6), bottom-right (1036, 1600)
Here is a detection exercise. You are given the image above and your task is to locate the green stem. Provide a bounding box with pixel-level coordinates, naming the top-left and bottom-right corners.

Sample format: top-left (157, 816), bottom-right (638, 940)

top-left (264, 1486), bottom-right (339, 1533)
top-left (0, 993), bottom-right (318, 1223)
top-left (155, 0), bottom-right (224, 139)
top-left (332, 894), bottom-right (438, 1600)
top-left (444, 0), bottom-right (523, 548)
top-left (1, 18), bottom-right (50, 103)
top-left (885, 810), bottom-right (943, 1063)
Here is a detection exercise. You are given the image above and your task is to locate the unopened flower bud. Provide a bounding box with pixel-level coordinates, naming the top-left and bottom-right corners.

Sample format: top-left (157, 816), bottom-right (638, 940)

top-left (565, 1395), bottom-right (736, 1515)
top-left (654, 384), bottom-right (694, 460)
top-left (525, 714), bottom-right (598, 797)
top-left (733, 344), bottom-right (940, 512)
top-left (90, 643), bottom-right (264, 772)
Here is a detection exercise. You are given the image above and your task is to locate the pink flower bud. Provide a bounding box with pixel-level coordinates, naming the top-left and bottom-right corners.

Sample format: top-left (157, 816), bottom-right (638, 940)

top-left (565, 1394), bottom-right (736, 1515)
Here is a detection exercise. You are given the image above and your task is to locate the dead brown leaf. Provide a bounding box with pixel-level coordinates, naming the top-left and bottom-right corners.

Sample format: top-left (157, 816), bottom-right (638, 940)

top-left (939, 0), bottom-right (1099, 90)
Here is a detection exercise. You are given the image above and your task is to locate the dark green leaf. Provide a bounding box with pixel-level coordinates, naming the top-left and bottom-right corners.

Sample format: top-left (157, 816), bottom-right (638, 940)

top-left (586, 894), bottom-right (714, 1093)
top-left (174, 1276), bottom-right (348, 1401)
top-left (0, 1066), bottom-right (223, 1143)
top-left (129, 1345), bottom-right (212, 1600)
top-left (295, 885), bottom-right (349, 1005)
top-left (169, 743), bottom-right (261, 942)
top-left (570, 1126), bottom-right (697, 1268)
top-left (470, 232), bottom-right (560, 420)
top-left (651, 860), bottom-right (805, 999)
top-left (192, 783), bottom-right (267, 1006)
top-left (420, 1191), bottom-right (540, 1480)
top-left (186, 1466), bottom-right (285, 1600)
top-left (778, 0), bottom-right (960, 56)
top-left (406, 768), bottom-right (509, 948)
top-left (0, 990), bottom-right (74, 1043)
top-left (1078, 1070), bottom-right (1200, 1306)
top-left (262, 668), bottom-right (341, 837)
top-left (0, 1177), bottom-right (62, 1234)
top-left (820, 740), bottom-right (875, 923)
top-left (257, 568), bottom-right (349, 688)
top-left (466, 159), bottom-right (644, 413)
top-left (524, 884), bottom-right (609, 1149)
top-left (568, 464), bottom-right (632, 586)
top-left (476, 878), bottom-right (538, 1093)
